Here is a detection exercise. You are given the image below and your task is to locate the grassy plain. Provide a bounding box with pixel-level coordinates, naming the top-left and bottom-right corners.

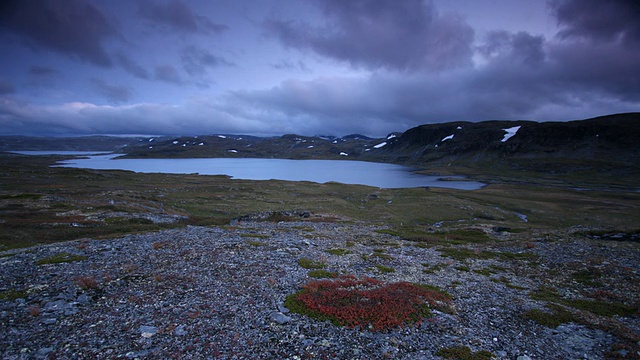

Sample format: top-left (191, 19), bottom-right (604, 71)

top-left (0, 152), bottom-right (639, 250)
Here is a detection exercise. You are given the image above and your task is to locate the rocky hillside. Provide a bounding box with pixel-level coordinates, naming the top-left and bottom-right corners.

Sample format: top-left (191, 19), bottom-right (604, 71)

top-left (372, 113), bottom-right (640, 166)
top-left (117, 113), bottom-right (640, 172)
top-left (2, 220), bottom-right (639, 359)
top-left (2, 113), bottom-right (638, 178)
top-left (120, 133), bottom-right (393, 160)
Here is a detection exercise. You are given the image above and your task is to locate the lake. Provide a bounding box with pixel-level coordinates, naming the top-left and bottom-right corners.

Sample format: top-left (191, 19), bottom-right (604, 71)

top-left (12, 152), bottom-right (485, 190)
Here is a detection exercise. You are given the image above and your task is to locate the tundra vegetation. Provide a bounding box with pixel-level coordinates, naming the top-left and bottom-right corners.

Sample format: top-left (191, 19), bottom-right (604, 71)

top-left (0, 147), bottom-right (639, 358)
top-left (283, 276), bottom-right (453, 331)
top-left (1, 153), bottom-right (637, 250)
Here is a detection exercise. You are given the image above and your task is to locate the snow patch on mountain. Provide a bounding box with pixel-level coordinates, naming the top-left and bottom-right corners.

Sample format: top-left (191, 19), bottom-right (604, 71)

top-left (501, 126), bottom-right (521, 142)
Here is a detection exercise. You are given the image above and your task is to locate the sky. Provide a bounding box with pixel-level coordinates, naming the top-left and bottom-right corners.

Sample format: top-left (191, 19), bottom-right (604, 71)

top-left (0, 0), bottom-right (639, 137)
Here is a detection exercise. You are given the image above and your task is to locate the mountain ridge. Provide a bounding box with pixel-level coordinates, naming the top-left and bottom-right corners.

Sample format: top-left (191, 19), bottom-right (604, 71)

top-left (374, 112), bottom-right (640, 166)
top-left (1, 113), bottom-right (638, 179)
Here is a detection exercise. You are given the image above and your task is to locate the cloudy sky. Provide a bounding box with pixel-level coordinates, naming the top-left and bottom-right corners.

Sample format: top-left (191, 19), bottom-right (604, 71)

top-left (1, 0), bottom-right (639, 137)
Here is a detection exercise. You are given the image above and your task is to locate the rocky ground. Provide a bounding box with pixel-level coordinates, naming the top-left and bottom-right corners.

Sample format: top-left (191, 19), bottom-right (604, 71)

top-left (1, 217), bottom-right (639, 359)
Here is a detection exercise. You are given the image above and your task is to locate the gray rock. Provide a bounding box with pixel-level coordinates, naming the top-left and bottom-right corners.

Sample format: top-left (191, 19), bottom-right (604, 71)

top-left (139, 325), bottom-right (158, 338)
top-left (277, 303), bottom-right (290, 314)
top-left (43, 299), bottom-right (76, 315)
top-left (42, 318), bottom-right (57, 325)
top-left (174, 324), bottom-right (187, 336)
top-left (77, 294), bottom-right (90, 305)
top-left (35, 347), bottom-right (53, 359)
top-left (269, 311), bottom-right (292, 324)
top-left (125, 349), bottom-right (152, 358)
top-left (516, 356), bottom-right (532, 360)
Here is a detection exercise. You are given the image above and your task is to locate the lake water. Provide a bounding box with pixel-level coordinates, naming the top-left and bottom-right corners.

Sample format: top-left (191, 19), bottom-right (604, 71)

top-left (12, 152), bottom-right (484, 190)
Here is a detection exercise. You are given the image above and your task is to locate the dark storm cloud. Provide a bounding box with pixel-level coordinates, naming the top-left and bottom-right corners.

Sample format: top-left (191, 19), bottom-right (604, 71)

top-left (115, 53), bottom-right (150, 80)
top-left (0, 0), bottom-right (117, 66)
top-left (154, 65), bottom-right (183, 84)
top-left (138, 0), bottom-right (229, 34)
top-left (1, 1), bottom-right (638, 137)
top-left (546, 40), bottom-right (640, 102)
top-left (264, 0), bottom-right (474, 71)
top-left (181, 46), bottom-right (233, 76)
top-left (478, 31), bottom-right (545, 66)
top-left (219, 76), bottom-right (424, 135)
top-left (550, 0), bottom-right (640, 46)
top-left (240, 1), bottom-right (640, 133)
top-left (546, 0), bottom-right (640, 102)
top-left (91, 79), bottom-right (133, 103)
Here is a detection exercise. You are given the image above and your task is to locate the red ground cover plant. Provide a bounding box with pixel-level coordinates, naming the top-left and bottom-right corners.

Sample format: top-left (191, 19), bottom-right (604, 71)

top-left (284, 276), bottom-right (453, 331)
top-left (74, 275), bottom-right (98, 290)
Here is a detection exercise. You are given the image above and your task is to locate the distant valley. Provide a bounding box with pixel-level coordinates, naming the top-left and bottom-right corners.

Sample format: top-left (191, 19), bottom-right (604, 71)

top-left (2, 112), bottom-right (639, 190)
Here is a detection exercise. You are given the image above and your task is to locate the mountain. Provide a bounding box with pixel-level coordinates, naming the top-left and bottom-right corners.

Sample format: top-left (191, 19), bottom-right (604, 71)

top-left (120, 133), bottom-right (387, 160)
top-left (363, 113), bottom-right (640, 188)
top-left (0, 135), bottom-right (149, 152)
top-left (372, 113), bottom-right (640, 166)
top-left (2, 113), bottom-right (638, 187)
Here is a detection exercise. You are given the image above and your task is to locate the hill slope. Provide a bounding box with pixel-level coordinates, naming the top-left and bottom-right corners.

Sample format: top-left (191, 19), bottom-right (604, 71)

top-left (372, 113), bottom-right (640, 165)
top-left (2, 113), bottom-right (638, 188)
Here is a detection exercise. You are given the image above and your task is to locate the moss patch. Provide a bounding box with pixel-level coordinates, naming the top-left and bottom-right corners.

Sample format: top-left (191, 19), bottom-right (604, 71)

top-left (240, 233), bottom-right (270, 239)
top-left (529, 286), bottom-right (637, 318)
top-left (521, 304), bottom-right (578, 328)
top-left (36, 252), bottom-right (88, 265)
top-left (0, 289), bottom-right (28, 301)
top-left (438, 247), bottom-right (538, 262)
top-left (572, 268), bottom-right (603, 287)
top-left (436, 346), bottom-right (494, 360)
top-left (297, 258), bottom-right (326, 269)
top-left (422, 263), bottom-right (447, 274)
top-left (378, 228), bottom-right (493, 246)
top-left (307, 269), bottom-right (338, 279)
top-left (325, 248), bottom-right (351, 256)
top-left (375, 264), bottom-right (395, 274)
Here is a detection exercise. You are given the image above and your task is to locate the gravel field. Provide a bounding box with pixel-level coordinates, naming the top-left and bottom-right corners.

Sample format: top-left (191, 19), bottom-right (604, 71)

top-left (1, 219), bottom-right (639, 359)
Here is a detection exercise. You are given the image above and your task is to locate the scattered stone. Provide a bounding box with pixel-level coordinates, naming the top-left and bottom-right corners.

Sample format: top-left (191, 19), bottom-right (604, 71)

top-left (139, 325), bottom-right (158, 338)
top-left (35, 347), bottom-right (53, 359)
top-left (125, 349), bottom-right (153, 358)
top-left (43, 299), bottom-right (77, 315)
top-left (42, 318), bottom-right (57, 325)
top-left (0, 222), bottom-right (637, 359)
top-left (277, 302), bottom-right (290, 314)
top-left (77, 294), bottom-right (90, 305)
top-left (270, 311), bottom-right (292, 324)
top-left (174, 325), bottom-right (187, 336)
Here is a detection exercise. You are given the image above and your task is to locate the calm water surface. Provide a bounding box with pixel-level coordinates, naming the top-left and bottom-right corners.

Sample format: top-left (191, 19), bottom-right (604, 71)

top-left (15, 152), bottom-right (484, 189)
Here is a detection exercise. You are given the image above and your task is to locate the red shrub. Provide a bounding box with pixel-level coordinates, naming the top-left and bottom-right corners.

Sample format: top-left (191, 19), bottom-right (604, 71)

top-left (286, 276), bottom-right (452, 331)
top-left (74, 276), bottom-right (98, 290)
top-left (28, 304), bottom-right (41, 317)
